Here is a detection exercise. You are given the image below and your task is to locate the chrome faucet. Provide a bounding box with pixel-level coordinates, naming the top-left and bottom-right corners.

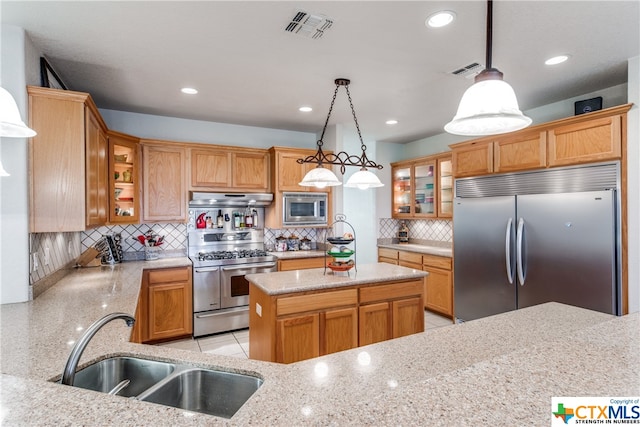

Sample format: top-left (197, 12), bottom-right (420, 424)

top-left (61, 312), bottom-right (135, 386)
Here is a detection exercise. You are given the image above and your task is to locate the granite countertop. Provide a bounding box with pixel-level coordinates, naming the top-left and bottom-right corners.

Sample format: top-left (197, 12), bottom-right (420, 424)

top-left (1, 258), bottom-right (638, 425)
top-left (378, 240), bottom-right (453, 257)
top-left (268, 250), bottom-right (325, 259)
top-left (246, 262), bottom-right (428, 295)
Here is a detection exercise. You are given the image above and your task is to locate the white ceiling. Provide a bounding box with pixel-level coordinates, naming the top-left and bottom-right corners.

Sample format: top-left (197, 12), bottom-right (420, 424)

top-left (2, 1), bottom-right (639, 144)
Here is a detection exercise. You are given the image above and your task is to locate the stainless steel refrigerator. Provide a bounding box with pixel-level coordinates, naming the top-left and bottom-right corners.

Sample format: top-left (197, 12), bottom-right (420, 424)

top-left (453, 162), bottom-right (621, 321)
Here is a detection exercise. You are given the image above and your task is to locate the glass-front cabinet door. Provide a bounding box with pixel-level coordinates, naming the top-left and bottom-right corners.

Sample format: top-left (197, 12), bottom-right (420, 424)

top-left (108, 131), bottom-right (140, 223)
top-left (413, 161), bottom-right (436, 217)
top-left (437, 156), bottom-right (453, 218)
top-left (392, 165), bottom-right (412, 217)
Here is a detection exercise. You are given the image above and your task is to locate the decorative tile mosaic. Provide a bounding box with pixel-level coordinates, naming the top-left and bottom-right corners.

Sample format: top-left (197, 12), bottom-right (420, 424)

top-left (29, 232), bottom-right (81, 285)
top-left (379, 218), bottom-right (452, 242)
top-left (264, 228), bottom-right (327, 251)
top-left (81, 223), bottom-right (188, 260)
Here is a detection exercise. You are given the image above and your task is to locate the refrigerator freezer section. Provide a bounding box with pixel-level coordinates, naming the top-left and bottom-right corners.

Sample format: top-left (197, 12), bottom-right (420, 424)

top-left (515, 190), bottom-right (617, 314)
top-left (453, 196), bottom-right (517, 321)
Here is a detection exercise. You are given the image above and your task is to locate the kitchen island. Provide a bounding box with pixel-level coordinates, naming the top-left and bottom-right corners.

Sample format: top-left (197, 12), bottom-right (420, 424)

top-left (246, 263), bottom-right (429, 363)
top-left (1, 259), bottom-right (638, 426)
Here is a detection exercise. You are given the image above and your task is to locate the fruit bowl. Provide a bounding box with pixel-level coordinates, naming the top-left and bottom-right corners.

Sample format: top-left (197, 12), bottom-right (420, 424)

top-left (327, 237), bottom-right (354, 245)
top-left (327, 249), bottom-right (354, 258)
top-left (327, 261), bottom-right (354, 272)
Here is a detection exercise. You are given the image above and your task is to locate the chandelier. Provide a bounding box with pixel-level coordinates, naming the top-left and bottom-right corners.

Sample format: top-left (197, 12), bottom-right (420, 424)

top-left (297, 78), bottom-right (383, 190)
top-left (0, 87), bottom-right (37, 176)
top-left (444, 0), bottom-right (531, 136)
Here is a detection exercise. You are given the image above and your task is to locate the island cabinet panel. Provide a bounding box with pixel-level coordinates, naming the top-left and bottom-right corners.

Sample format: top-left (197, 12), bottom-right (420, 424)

top-left (392, 297), bottom-right (424, 338)
top-left (452, 141), bottom-right (494, 178)
top-left (277, 257), bottom-right (325, 271)
top-left (137, 266), bottom-right (193, 344)
top-left (277, 314), bottom-right (320, 364)
top-left (359, 302), bottom-right (391, 346)
top-left (142, 144), bottom-right (187, 222)
top-left (547, 114), bottom-right (622, 166)
top-left (322, 307), bottom-right (358, 354)
top-left (249, 277), bottom-right (424, 363)
top-left (494, 131), bottom-right (547, 173)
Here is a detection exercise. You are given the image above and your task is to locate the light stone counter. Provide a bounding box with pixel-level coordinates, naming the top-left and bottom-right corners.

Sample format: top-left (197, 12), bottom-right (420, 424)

top-left (246, 262), bottom-right (428, 295)
top-left (268, 250), bottom-right (325, 259)
top-left (1, 257), bottom-right (638, 426)
top-left (378, 240), bottom-right (453, 257)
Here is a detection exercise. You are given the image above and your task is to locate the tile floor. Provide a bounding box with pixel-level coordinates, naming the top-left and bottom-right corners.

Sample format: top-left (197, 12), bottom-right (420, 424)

top-left (158, 311), bottom-right (453, 358)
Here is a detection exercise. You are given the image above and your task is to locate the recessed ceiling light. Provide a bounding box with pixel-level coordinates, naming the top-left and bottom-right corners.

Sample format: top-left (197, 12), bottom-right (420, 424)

top-left (181, 87), bottom-right (198, 95)
top-left (386, 119), bottom-right (398, 125)
top-left (299, 106), bottom-right (313, 112)
top-left (426, 11), bottom-right (456, 28)
top-left (545, 55), bottom-right (569, 65)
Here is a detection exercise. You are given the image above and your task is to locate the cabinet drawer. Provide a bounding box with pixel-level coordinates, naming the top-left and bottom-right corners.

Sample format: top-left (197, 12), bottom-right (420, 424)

top-left (278, 257), bottom-right (325, 271)
top-left (398, 251), bottom-right (422, 264)
top-left (147, 267), bottom-right (190, 284)
top-left (360, 280), bottom-right (423, 304)
top-left (422, 254), bottom-right (452, 270)
top-left (277, 289), bottom-right (357, 316)
top-left (378, 248), bottom-right (398, 260)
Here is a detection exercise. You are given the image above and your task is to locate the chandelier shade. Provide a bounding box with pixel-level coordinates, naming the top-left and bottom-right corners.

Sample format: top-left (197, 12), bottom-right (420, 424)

top-left (298, 166), bottom-right (342, 188)
top-left (0, 87), bottom-right (37, 138)
top-left (344, 168), bottom-right (384, 189)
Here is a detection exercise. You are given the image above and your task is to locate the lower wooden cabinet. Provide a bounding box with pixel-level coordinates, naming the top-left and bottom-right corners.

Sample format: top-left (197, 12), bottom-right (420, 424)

top-left (277, 313), bottom-right (320, 364)
top-left (359, 280), bottom-right (424, 347)
top-left (359, 302), bottom-right (391, 346)
top-left (133, 266), bottom-right (193, 344)
top-left (249, 279), bottom-right (423, 364)
top-left (277, 257), bottom-right (325, 271)
top-left (378, 248), bottom-right (454, 319)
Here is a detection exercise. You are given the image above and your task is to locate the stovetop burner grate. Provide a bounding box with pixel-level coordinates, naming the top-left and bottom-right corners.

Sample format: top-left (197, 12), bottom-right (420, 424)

top-left (197, 249), bottom-right (270, 262)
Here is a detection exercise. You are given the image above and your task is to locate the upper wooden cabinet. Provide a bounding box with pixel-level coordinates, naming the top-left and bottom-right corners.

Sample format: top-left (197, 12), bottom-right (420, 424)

top-left (391, 153), bottom-right (451, 219)
top-left (493, 130), bottom-right (547, 173)
top-left (189, 146), bottom-right (269, 192)
top-left (451, 141), bottom-right (493, 178)
top-left (269, 147), bottom-right (329, 193)
top-left (141, 143), bottom-right (187, 222)
top-left (450, 104), bottom-right (631, 178)
top-left (108, 131), bottom-right (140, 224)
top-left (548, 114), bottom-right (622, 166)
top-left (28, 86), bottom-right (108, 232)
top-left (265, 147), bottom-right (333, 228)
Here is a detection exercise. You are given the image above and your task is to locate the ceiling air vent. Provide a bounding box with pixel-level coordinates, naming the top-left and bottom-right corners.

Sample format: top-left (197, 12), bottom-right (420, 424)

top-left (284, 10), bottom-right (333, 39)
top-left (451, 62), bottom-right (484, 79)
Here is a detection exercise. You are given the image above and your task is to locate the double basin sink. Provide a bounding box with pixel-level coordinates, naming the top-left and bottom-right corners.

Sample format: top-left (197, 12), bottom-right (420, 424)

top-left (65, 356), bottom-right (263, 419)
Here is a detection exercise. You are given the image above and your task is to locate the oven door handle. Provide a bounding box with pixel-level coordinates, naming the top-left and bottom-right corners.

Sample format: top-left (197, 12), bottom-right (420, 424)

top-left (221, 262), bottom-right (276, 271)
top-left (194, 267), bottom-right (220, 273)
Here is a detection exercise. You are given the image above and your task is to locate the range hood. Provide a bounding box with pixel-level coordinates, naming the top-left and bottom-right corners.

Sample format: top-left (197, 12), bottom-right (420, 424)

top-left (189, 192), bottom-right (273, 207)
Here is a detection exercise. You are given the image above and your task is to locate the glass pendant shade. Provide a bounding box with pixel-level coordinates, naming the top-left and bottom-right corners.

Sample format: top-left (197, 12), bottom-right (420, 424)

top-left (445, 78), bottom-right (532, 136)
top-left (0, 87), bottom-right (37, 138)
top-left (298, 166), bottom-right (342, 188)
top-left (344, 168), bottom-right (384, 190)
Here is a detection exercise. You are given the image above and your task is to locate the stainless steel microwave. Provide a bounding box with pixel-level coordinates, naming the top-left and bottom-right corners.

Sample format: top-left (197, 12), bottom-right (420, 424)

top-left (282, 192), bottom-right (328, 226)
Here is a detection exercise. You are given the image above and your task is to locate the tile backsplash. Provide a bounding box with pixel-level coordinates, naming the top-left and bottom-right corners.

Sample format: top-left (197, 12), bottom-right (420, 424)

top-left (28, 219), bottom-right (450, 299)
top-left (81, 223), bottom-right (188, 260)
top-left (379, 218), bottom-right (452, 242)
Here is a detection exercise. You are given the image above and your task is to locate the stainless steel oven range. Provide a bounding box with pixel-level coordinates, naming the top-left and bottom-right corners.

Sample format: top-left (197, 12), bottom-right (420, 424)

top-left (188, 192), bottom-right (276, 337)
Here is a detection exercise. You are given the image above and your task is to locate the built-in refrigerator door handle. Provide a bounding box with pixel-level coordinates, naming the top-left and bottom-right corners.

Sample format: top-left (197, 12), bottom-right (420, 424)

top-left (505, 218), bottom-right (514, 284)
top-left (516, 218), bottom-right (526, 285)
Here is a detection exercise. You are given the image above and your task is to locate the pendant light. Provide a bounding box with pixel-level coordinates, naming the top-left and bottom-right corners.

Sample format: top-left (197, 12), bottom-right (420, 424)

top-left (445, 0), bottom-right (531, 136)
top-left (0, 87), bottom-right (37, 177)
top-left (298, 79), bottom-right (383, 190)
